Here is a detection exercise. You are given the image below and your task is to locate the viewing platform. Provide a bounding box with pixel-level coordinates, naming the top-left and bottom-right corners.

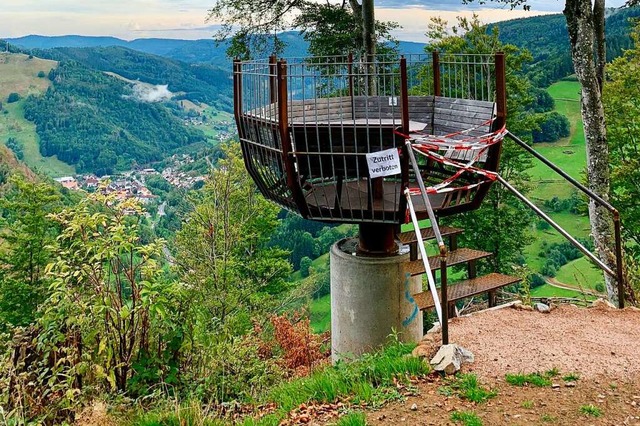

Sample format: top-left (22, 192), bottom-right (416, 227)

top-left (233, 53), bottom-right (506, 226)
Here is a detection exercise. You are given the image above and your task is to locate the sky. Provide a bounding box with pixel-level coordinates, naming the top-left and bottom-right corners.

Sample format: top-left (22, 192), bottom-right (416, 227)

top-left (0, 0), bottom-right (622, 42)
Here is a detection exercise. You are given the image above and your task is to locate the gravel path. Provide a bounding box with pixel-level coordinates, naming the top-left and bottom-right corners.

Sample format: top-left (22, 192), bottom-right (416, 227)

top-left (429, 304), bottom-right (640, 381)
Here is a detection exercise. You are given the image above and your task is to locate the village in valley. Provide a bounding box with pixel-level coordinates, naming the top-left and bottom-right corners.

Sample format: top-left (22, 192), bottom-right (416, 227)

top-left (54, 153), bottom-right (207, 204)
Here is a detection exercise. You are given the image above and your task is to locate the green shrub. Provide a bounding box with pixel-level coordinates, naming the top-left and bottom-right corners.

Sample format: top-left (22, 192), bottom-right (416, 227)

top-left (7, 92), bottom-right (21, 103)
top-left (300, 256), bottom-right (312, 278)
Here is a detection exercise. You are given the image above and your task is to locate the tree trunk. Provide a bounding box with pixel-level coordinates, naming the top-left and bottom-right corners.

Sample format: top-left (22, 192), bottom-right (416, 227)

top-left (362, 0), bottom-right (375, 60)
top-left (361, 0), bottom-right (376, 94)
top-left (564, 0), bottom-right (618, 303)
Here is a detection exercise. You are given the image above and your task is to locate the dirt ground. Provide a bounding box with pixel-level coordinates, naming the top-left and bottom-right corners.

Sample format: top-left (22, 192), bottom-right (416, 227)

top-left (366, 303), bottom-right (640, 425)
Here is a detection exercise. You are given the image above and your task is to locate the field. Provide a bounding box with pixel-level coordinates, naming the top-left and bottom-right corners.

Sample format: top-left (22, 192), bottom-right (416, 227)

top-left (0, 53), bottom-right (56, 100)
top-left (0, 100), bottom-right (76, 177)
top-left (523, 80), bottom-right (601, 294)
top-left (0, 53), bottom-right (76, 177)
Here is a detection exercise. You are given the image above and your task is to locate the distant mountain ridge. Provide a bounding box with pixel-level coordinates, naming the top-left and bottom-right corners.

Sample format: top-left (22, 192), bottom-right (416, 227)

top-left (6, 33), bottom-right (428, 66)
top-left (492, 7), bottom-right (640, 86)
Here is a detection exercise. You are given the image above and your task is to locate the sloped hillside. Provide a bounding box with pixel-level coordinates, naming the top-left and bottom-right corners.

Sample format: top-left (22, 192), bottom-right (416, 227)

top-left (34, 46), bottom-right (232, 110)
top-left (0, 53), bottom-right (57, 100)
top-left (23, 60), bottom-right (207, 175)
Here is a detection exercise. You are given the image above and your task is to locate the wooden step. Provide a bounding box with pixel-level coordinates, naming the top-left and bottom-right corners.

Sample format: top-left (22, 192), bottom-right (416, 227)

top-left (412, 273), bottom-right (521, 310)
top-left (406, 248), bottom-right (493, 276)
top-left (397, 226), bottom-right (463, 245)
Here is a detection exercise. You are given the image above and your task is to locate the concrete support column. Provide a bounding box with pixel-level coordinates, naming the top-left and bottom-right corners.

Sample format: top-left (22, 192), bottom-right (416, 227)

top-left (330, 238), bottom-right (422, 362)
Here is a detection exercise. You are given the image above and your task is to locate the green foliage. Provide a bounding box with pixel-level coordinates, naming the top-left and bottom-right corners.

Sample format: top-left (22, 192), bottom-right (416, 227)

top-left (208, 0), bottom-right (397, 59)
top-left (542, 194), bottom-right (584, 214)
top-left (538, 239), bottom-right (592, 277)
top-left (0, 176), bottom-right (60, 330)
top-left (427, 17), bottom-right (535, 273)
top-left (580, 404), bottom-right (602, 417)
top-left (439, 374), bottom-right (497, 404)
top-left (5, 136), bottom-right (24, 160)
top-left (521, 400), bottom-right (534, 409)
top-left (604, 21), bottom-right (640, 270)
top-left (35, 46), bottom-right (232, 108)
top-left (294, 3), bottom-right (398, 58)
top-left (124, 400), bottom-right (227, 426)
top-left (265, 341), bottom-right (427, 416)
top-left (44, 192), bottom-right (176, 393)
top-left (23, 61), bottom-right (206, 175)
top-left (270, 213), bottom-right (355, 269)
top-left (37, 70), bottom-right (46, 78)
top-left (493, 8), bottom-right (640, 87)
top-left (299, 256), bottom-right (312, 278)
top-left (562, 372), bottom-right (580, 382)
top-left (532, 112), bottom-right (570, 143)
top-left (505, 372), bottom-right (553, 387)
top-left (174, 143), bottom-right (292, 401)
top-left (336, 411), bottom-right (367, 426)
top-left (530, 88), bottom-right (555, 113)
top-left (7, 92), bottom-right (20, 103)
top-left (450, 410), bottom-right (483, 426)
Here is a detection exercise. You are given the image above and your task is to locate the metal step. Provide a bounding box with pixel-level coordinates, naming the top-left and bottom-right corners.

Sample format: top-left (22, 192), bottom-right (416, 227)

top-left (405, 248), bottom-right (493, 276)
top-left (397, 226), bottom-right (463, 245)
top-left (412, 273), bottom-right (521, 310)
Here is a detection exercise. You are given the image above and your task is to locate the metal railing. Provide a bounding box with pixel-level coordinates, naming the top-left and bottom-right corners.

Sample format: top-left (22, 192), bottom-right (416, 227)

top-left (504, 131), bottom-right (625, 308)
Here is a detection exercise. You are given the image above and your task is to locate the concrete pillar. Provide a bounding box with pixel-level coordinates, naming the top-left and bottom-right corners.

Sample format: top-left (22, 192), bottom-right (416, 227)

top-left (330, 238), bottom-right (423, 362)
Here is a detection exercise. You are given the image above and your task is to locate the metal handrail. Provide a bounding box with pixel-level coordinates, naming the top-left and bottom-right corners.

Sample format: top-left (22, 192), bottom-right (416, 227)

top-left (505, 131), bottom-right (625, 308)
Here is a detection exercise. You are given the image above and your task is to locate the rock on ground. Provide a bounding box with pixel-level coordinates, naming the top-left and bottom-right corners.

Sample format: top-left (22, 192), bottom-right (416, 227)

top-left (429, 344), bottom-right (474, 375)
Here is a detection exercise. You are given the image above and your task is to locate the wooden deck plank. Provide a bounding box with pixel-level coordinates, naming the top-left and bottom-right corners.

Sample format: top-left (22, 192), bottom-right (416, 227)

top-left (412, 273), bottom-right (521, 310)
top-left (405, 248), bottom-right (493, 276)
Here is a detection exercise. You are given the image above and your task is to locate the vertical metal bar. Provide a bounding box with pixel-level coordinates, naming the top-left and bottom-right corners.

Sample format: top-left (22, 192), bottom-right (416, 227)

top-left (399, 56), bottom-right (410, 220)
top-left (441, 257), bottom-right (449, 345)
top-left (494, 52), bottom-right (507, 129)
top-left (433, 50), bottom-right (441, 97)
top-left (614, 214), bottom-right (625, 308)
top-left (233, 59), bottom-right (242, 134)
top-left (269, 55), bottom-right (277, 104)
top-left (278, 60), bottom-right (309, 217)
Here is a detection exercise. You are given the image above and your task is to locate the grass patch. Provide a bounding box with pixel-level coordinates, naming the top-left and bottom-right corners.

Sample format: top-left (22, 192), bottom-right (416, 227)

top-left (0, 100), bottom-right (75, 177)
top-left (580, 404), bottom-right (602, 417)
top-left (439, 374), bottom-right (497, 403)
top-left (125, 400), bottom-right (227, 426)
top-left (521, 400), bottom-right (534, 409)
top-left (555, 257), bottom-right (605, 292)
top-left (264, 341), bottom-right (429, 418)
top-left (540, 413), bottom-right (557, 423)
top-left (562, 373), bottom-right (580, 382)
top-left (0, 52), bottom-right (57, 100)
top-left (310, 294), bottom-right (331, 333)
top-left (505, 372), bottom-right (553, 387)
top-left (450, 410), bottom-right (483, 426)
top-left (336, 411), bottom-right (367, 426)
top-left (529, 284), bottom-right (591, 299)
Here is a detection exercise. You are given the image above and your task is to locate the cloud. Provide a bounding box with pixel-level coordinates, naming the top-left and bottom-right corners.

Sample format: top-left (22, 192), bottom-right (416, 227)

top-left (129, 83), bottom-right (173, 102)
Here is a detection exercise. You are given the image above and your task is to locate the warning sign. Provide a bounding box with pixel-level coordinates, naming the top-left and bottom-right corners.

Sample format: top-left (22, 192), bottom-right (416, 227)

top-left (366, 148), bottom-right (402, 178)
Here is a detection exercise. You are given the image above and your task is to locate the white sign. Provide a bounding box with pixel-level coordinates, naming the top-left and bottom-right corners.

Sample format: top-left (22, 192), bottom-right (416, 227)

top-left (366, 148), bottom-right (402, 178)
